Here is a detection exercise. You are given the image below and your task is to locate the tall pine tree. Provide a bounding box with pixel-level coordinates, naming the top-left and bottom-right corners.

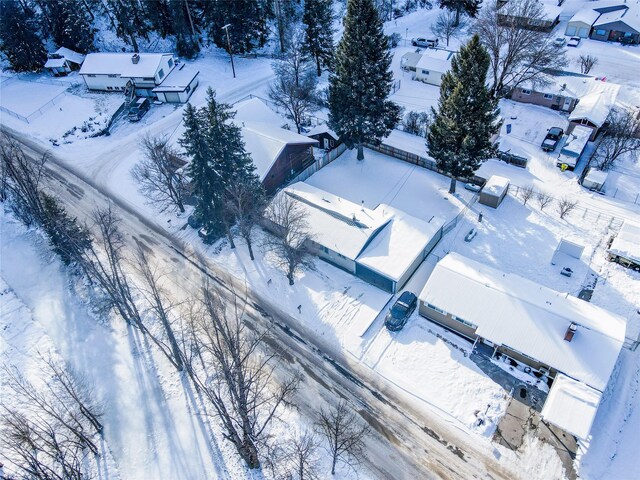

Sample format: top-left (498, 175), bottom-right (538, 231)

top-left (428, 35), bottom-right (498, 193)
top-left (179, 88), bottom-right (258, 241)
top-left (302, 0), bottom-right (335, 76)
top-left (328, 0), bottom-right (400, 161)
top-left (42, 0), bottom-right (95, 53)
top-left (0, 1), bottom-right (47, 72)
top-left (203, 0), bottom-right (270, 54)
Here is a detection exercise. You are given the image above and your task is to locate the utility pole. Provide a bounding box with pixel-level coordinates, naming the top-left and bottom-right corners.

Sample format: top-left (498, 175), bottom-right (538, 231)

top-left (222, 24), bottom-right (236, 78)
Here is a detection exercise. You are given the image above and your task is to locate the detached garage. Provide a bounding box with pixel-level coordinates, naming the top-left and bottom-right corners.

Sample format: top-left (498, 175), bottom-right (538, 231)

top-left (565, 9), bottom-right (600, 37)
top-left (479, 175), bottom-right (510, 208)
top-left (153, 65), bottom-right (199, 103)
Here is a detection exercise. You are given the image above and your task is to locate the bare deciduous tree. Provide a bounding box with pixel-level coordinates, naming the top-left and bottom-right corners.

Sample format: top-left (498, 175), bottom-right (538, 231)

top-left (132, 135), bottom-right (189, 213)
top-left (431, 10), bottom-right (465, 47)
top-left (577, 54), bottom-right (598, 74)
top-left (264, 193), bottom-right (313, 285)
top-left (78, 205), bottom-right (142, 327)
top-left (286, 429), bottom-right (321, 480)
top-left (182, 285), bottom-right (299, 469)
top-left (593, 108), bottom-right (640, 171)
top-left (222, 178), bottom-right (266, 261)
top-left (520, 185), bottom-right (536, 205)
top-left (269, 27), bottom-right (319, 134)
top-left (316, 400), bottom-right (369, 475)
top-left (474, 0), bottom-right (567, 95)
top-left (557, 197), bottom-right (578, 219)
top-left (536, 191), bottom-right (553, 211)
top-left (133, 244), bottom-right (184, 371)
top-left (0, 134), bottom-right (48, 226)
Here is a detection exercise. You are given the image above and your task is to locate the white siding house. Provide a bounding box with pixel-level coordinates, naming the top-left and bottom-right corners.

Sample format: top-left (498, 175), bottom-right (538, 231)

top-left (152, 64), bottom-right (199, 103)
top-left (414, 49), bottom-right (454, 86)
top-left (79, 53), bottom-right (176, 95)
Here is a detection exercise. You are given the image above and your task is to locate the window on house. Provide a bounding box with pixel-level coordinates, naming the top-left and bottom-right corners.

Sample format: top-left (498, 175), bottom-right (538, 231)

top-left (452, 315), bottom-right (477, 328)
top-left (185, 85), bottom-right (191, 93)
top-left (87, 74), bottom-right (96, 77)
top-left (108, 74), bottom-right (118, 78)
top-left (596, 29), bottom-right (606, 36)
top-left (143, 77), bottom-right (154, 81)
top-left (521, 89), bottom-right (532, 95)
top-left (427, 303), bottom-right (446, 315)
top-left (168, 58), bottom-right (174, 68)
top-left (543, 93), bottom-right (553, 99)
top-left (422, 69), bottom-right (430, 75)
top-left (106, 86), bottom-right (112, 90)
top-left (158, 68), bottom-right (164, 79)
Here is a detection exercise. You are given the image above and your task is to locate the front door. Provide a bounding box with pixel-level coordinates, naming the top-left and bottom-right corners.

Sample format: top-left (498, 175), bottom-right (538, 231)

top-left (562, 97), bottom-right (572, 111)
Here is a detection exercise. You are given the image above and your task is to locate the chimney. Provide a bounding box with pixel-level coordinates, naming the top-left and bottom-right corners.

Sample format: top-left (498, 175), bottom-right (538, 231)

top-left (564, 322), bottom-right (577, 342)
top-left (131, 53), bottom-right (140, 64)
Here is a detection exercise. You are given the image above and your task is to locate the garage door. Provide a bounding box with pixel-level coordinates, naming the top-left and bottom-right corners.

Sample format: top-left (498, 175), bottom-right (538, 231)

top-left (164, 92), bottom-right (181, 103)
top-left (566, 25), bottom-right (576, 36)
top-left (355, 264), bottom-right (395, 293)
top-left (578, 27), bottom-right (589, 37)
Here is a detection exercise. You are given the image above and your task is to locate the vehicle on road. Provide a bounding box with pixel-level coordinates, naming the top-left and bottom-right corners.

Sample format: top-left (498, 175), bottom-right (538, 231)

top-left (128, 97), bottom-right (150, 122)
top-left (567, 37), bottom-right (581, 47)
top-left (385, 291), bottom-right (417, 331)
top-left (541, 127), bottom-right (564, 151)
top-left (464, 182), bottom-right (482, 193)
top-left (553, 37), bottom-right (566, 47)
top-left (411, 37), bottom-right (438, 48)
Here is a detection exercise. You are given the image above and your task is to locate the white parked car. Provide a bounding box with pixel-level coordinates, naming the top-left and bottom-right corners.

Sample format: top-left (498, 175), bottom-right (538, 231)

top-left (553, 37), bottom-right (566, 47)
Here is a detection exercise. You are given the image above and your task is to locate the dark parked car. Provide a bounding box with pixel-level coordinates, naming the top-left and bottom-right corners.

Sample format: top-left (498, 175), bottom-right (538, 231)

top-left (384, 291), bottom-right (417, 331)
top-left (541, 127), bottom-right (564, 151)
top-left (567, 37), bottom-right (581, 47)
top-left (128, 97), bottom-right (150, 122)
top-left (411, 37), bottom-right (438, 48)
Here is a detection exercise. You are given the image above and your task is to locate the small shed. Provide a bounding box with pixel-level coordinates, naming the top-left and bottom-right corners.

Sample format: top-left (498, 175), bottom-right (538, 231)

top-left (414, 49), bottom-right (454, 86)
top-left (307, 124), bottom-right (340, 150)
top-left (479, 175), bottom-right (510, 208)
top-left (555, 239), bottom-right (585, 260)
top-left (44, 47), bottom-right (85, 76)
top-left (608, 220), bottom-right (640, 270)
top-left (565, 9), bottom-right (600, 37)
top-left (582, 168), bottom-right (608, 191)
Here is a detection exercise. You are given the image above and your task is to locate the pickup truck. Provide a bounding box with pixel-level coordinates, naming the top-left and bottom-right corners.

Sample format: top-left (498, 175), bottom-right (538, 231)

top-left (541, 127), bottom-right (564, 152)
top-left (411, 37), bottom-right (438, 48)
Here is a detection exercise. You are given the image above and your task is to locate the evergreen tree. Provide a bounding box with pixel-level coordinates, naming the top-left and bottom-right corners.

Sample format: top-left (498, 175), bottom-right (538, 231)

top-left (41, 193), bottom-right (92, 266)
top-left (179, 88), bottom-right (258, 241)
top-left (439, 0), bottom-right (481, 26)
top-left (104, 0), bottom-right (151, 52)
top-left (427, 35), bottom-right (498, 193)
top-left (43, 0), bottom-right (95, 53)
top-left (0, 1), bottom-right (47, 72)
top-left (302, 0), bottom-right (335, 76)
top-left (328, 0), bottom-right (400, 161)
top-left (203, 0), bottom-right (270, 54)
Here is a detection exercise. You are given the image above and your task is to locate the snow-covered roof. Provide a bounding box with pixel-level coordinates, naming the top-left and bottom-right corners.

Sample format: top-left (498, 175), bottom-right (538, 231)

top-left (541, 374), bottom-right (602, 439)
top-left (45, 58), bottom-right (67, 68)
top-left (282, 182), bottom-right (390, 261)
top-left (608, 220), bottom-right (640, 264)
top-left (241, 122), bottom-right (318, 181)
top-left (481, 175), bottom-right (510, 197)
top-left (568, 82), bottom-right (620, 127)
top-left (541, 2), bottom-right (563, 20)
top-left (54, 47), bottom-right (85, 65)
top-left (594, 5), bottom-right (640, 31)
top-left (519, 72), bottom-right (602, 100)
top-left (401, 51), bottom-right (422, 69)
top-left (306, 123), bottom-right (338, 139)
top-left (152, 64), bottom-right (198, 92)
top-left (496, 135), bottom-right (529, 158)
top-left (233, 97), bottom-right (286, 126)
top-left (356, 206), bottom-right (444, 283)
top-left (560, 125), bottom-right (592, 157)
top-left (584, 168), bottom-right (608, 185)
top-left (415, 49), bottom-right (454, 73)
top-left (568, 8), bottom-right (601, 25)
top-left (80, 53), bottom-right (173, 77)
top-left (419, 253), bottom-right (626, 391)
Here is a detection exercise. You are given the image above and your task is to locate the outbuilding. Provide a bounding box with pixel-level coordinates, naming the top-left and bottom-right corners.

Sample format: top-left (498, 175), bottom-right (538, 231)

top-left (152, 64), bottom-right (199, 103)
top-left (565, 8), bottom-right (600, 37)
top-left (306, 124), bottom-right (340, 151)
top-left (568, 82), bottom-right (620, 140)
top-left (591, 5), bottom-right (640, 44)
top-left (44, 47), bottom-right (86, 76)
top-left (581, 168), bottom-right (608, 191)
top-left (608, 220), bottom-right (640, 270)
top-left (414, 49), bottom-right (454, 86)
top-left (479, 175), bottom-right (510, 208)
